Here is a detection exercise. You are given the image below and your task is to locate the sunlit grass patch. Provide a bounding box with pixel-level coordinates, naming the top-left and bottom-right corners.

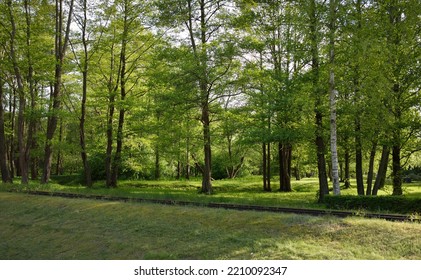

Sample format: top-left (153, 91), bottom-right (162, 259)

top-left (2, 176), bottom-right (420, 214)
top-left (1, 192), bottom-right (420, 260)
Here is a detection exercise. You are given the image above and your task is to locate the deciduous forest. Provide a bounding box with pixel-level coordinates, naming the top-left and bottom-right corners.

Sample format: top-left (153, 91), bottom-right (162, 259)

top-left (1, 0), bottom-right (420, 200)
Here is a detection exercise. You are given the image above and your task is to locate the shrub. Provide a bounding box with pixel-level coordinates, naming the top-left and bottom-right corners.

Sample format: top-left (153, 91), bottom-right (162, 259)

top-left (322, 195), bottom-right (421, 214)
top-left (87, 153), bottom-right (107, 181)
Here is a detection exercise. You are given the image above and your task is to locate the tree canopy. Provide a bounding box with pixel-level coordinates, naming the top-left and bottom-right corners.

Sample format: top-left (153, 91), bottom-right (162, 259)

top-left (0, 0), bottom-right (420, 198)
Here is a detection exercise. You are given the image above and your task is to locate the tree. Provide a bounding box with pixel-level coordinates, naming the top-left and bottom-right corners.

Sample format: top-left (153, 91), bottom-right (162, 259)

top-left (90, 0), bottom-right (155, 187)
top-left (6, 0), bottom-right (29, 184)
top-left (156, 0), bottom-right (237, 194)
top-left (328, 0), bottom-right (340, 195)
top-left (217, 105), bottom-right (248, 179)
top-left (304, 0), bottom-right (329, 200)
top-left (70, 0), bottom-right (97, 187)
top-left (41, 0), bottom-right (75, 184)
top-left (236, 0), bottom-right (310, 192)
top-left (379, 0), bottom-right (421, 195)
top-left (0, 77), bottom-right (12, 183)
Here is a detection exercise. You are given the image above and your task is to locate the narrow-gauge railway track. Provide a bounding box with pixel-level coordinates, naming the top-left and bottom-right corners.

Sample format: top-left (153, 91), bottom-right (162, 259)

top-left (12, 190), bottom-right (420, 222)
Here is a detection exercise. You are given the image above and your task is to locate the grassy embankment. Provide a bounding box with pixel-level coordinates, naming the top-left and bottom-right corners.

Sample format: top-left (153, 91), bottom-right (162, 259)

top-left (1, 191), bottom-right (420, 260)
top-left (2, 176), bottom-right (421, 211)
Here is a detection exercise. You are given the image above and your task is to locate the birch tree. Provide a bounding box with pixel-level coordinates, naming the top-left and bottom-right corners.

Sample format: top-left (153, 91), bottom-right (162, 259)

top-left (328, 0), bottom-right (340, 195)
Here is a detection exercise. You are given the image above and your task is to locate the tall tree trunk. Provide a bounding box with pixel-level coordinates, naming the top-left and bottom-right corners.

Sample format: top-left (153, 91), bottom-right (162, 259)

top-left (27, 82), bottom-right (38, 181)
top-left (110, 106), bottom-right (125, 187)
top-left (329, 0), bottom-right (340, 195)
top-left (9, 88), bottom-right (16, 178)
top-left (41, 0), bottom-right (74, 184)
top-left (7, 0), bottom-right (28, 184)
top-left (110, 12), bottom-right (129, 188)
top-left (279, 143), bottom-right (292, 192)
top-left (200, 0), bottom-right (212, 194)
top-left (201, 102), bottom-right (212, 194)
top-left (392, 141), bottom-right (402, 195)
top-left (176, 161), bottom-right (181, 180)
top-left (185, 135), bottom-right (190, 179)
top-left (372, 145), bottom-right (389, 195)
top-left (366, 140), bottom-right (377, 195)
top-left (105, 92), bottom-right (115, 187)
top-left (105, 38), bottom-right (118, 187)
top-left (30, 136), bottom-right (38, 180)
top-left (267, 142), bottom-right (271, 191)
top-left (154, 148), bottom-right (160, 180)
top-left (23, 0), bottom-right (36, 184)
top-left (0, 80), bottom-right (12, 183)
top-left (80, 69), bottom-right (92, 186)
top-left (309, 0), bottom-right (329, 201)
top-left (391, 84), bottom-right (403, 195)
top-left (79, 0), bottom-right (92, 187)
top-left (262, 143), bottom-right (268, 191)
top-left (355, 117), bottom-right (364, 195)
top-left (55, 120), bottom-right (63, 175)
top-left (344, 148), bottom-right (350, 188)
top-left (353, 0), bottom-right (364, 196)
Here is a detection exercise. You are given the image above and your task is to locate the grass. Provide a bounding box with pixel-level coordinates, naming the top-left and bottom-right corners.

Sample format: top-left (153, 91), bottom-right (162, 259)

top-left (0, 192), bottom-right (420, 260)
top-left (2, 176), bottom-right (420, 213)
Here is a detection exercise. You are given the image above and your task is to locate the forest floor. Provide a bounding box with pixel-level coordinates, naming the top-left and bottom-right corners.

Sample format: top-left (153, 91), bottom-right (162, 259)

top-left (1, 191), bottom-right (421, 260)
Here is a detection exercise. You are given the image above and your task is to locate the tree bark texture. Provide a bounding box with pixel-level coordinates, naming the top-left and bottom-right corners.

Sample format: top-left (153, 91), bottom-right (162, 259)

top-left (344, 148), bottom-right (350, 188)
top-left (366, 141), bottom-right (377, 195)
top-left (353, 0), bottom-right (364, 196)
top-left (262, 143), bottom-right (268, 191)
top-left (392, 143), bottom-right (402, 195)
top-left (391, 85), bottom-right (403, 195)
top-left (279, 143), bottom-right (292, 192)
top-left (105, 92), bottom-right (115, 187)
top-left (201, 102), bottom-right (213, 194)
top-left (372, 145), bottom-right (390, 195)
top-left (355, 117), bottom-right (364, 195)
top-left (329, 0), bottom-right (340, 196)
top-left (0, 80), bottom-right (12, 183)
top-left (155, 148), bottom-right (161, 180)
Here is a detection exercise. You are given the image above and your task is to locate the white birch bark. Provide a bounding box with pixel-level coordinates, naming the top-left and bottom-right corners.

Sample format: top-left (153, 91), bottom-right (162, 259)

top-left (329, 0), bottom-right (340, 195)
top-left (330, 81), bottom-right (340, 195)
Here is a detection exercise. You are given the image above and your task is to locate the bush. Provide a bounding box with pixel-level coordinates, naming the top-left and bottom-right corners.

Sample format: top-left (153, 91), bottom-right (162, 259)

top-left (87, 153), bottom-right (107, 181)
top-left (86, 152), bottom-right (154, 181)
top-left (407, 173), bottom-right (421, 182)
top-left (322, 195), bottom-right (421, 214)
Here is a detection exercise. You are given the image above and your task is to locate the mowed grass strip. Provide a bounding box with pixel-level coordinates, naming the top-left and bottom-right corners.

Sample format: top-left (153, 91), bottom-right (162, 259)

top-left (3, 177), bottom-right (421, 213)
top-left (1, 192), bottom-right (420, 260)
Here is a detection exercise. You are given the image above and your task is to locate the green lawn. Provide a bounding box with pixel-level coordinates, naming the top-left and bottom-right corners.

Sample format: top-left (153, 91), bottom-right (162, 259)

top-left (3, 176), bottom-right (420, 212)
top-left (1, 192), bottom-right (420, 259)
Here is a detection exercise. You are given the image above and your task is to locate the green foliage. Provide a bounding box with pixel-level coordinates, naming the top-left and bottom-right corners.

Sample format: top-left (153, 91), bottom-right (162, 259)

top-left (322, 195), bottom-right (421, 214)
top-left (87, 153), bottom-right (107, 181)
top-left (1, 0), bottom-right (420, 197)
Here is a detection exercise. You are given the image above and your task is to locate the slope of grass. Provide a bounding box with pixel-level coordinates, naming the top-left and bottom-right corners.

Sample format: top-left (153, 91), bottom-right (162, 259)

top-left (2, 176), bottom-right (420, 213)
top-left (1, 192), bottom-right (420, 260)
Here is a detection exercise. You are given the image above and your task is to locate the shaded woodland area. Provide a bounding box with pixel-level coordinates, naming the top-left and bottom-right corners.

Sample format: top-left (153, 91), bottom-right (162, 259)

top-left (0, 0), bottom-right (420, 200)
